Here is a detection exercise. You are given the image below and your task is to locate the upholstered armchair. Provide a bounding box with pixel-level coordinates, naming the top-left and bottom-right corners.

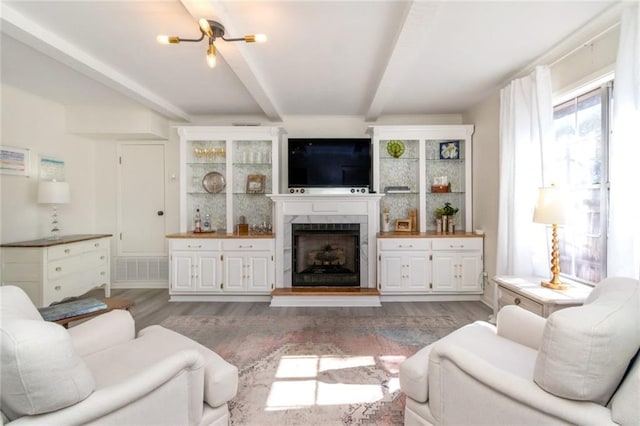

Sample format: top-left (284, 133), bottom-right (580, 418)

top-left (0, 286), bottom-right (238, 425)
top-left (400, 277), bottom-right (640, 425)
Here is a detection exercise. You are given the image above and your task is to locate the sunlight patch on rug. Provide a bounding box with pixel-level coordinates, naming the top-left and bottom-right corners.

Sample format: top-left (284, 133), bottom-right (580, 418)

top-left (160, 314), bottom-right (461, 425)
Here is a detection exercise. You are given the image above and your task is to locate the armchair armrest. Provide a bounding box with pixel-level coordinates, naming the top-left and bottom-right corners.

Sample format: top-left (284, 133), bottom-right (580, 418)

top-left (7, 350), bottom-right (206, 426)
top-left (68, 310), bottom-right (135, 357)
top-left (428, 340), bottom-right (614, 425)
top-left (496, 305), bottom-right (546, 350)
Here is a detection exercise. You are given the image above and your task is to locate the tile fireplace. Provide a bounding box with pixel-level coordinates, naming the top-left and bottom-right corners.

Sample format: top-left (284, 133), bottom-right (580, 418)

top-left (269, 194), bottom-right (383, 290)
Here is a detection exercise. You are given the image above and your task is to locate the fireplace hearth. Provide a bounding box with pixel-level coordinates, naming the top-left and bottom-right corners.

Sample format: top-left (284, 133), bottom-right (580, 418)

top-left (292, 223), bottom-right (360, 287)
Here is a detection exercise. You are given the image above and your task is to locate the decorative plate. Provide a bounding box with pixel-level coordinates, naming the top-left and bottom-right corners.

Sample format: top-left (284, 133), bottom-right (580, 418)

top-left (386, 140), bottom-right (405, 158)
top-left (439, 141), bottom-right (460, 159)
top-left (202, 171), bottom-right (225, 193)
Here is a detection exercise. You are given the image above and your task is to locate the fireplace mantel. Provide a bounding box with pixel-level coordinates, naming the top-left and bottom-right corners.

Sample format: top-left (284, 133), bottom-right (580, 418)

top-left (269, 194), bottom-right (384, 293)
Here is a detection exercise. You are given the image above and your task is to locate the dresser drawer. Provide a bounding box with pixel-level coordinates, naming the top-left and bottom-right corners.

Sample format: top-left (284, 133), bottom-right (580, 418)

top-left (379, 239), bottom-right (429, 251)
top-left (498, 286), bottom-right (543, 316)
top-left (48, 238), bottom-right (107, 261)
top-left (48, 250), bottom-right (108, 280)
top-left (432, 238), bottom-right (482, 251)
top-left (222, 239), bottom-right (273, 251)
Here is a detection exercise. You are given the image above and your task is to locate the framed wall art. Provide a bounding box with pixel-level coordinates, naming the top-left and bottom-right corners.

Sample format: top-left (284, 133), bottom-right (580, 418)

top-left (246, 174), bottom-right (266, 194)
top-left (0, 146), bottom-right (30, 176)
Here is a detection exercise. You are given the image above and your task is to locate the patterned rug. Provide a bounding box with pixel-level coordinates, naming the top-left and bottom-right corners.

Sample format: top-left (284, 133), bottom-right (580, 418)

top-left (160, 314), bottom-right (461, 425)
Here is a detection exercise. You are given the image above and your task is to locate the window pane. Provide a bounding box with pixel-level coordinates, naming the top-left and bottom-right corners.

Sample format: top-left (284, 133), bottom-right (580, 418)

top-left (548, 86), bottom-right (607, 285)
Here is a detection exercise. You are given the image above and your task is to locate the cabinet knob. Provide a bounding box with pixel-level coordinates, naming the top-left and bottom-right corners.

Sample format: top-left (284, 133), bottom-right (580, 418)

top-left (188, 245), bottom-right (202, 249)
top-left (100, 271), bottom-right (106, 275)
top-left (100, 256), bottom-right (105, 260)
top-left (54, 285), bottom-right (61, 291)
top-left (64, 249), bottom-right (70, 253)
top-left (55, 266), bottom-right (62, 272)
top-left (94, 243), bottom-right (100, 247)
top-left (514, 297), bottom-right (521, 305)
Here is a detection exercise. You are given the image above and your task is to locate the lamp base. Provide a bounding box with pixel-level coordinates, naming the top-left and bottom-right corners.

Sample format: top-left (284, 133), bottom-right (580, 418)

top-left (541, 280), bottom-right (569, 290)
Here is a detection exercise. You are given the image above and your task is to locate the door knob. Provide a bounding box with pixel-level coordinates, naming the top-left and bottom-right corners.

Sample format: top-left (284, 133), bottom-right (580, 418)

top-left (157, 211), bottom-right (164, 216)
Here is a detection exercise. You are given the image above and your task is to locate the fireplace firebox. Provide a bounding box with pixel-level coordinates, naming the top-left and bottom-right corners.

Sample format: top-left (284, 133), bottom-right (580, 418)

top-left (292, 223), bottom-right (360, 287)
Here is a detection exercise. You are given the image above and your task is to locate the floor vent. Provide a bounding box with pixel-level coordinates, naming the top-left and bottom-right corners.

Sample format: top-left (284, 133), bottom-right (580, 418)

top-left (115, 256), bottom-right (168, 282)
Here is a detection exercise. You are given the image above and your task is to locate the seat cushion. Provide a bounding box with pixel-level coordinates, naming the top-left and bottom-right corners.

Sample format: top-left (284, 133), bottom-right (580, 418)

top-left (84, 325), bottom-right (238, 408)
top-left (534, 277), bottom-right (640, 405)
top-left (0, 320), bottom-right (95, 420)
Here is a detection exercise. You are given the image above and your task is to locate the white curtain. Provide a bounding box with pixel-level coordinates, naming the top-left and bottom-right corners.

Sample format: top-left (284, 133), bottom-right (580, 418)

top-left (609, 3), bottom-right (640, 279)
top-left (496, 66), bottom-right (553, 277)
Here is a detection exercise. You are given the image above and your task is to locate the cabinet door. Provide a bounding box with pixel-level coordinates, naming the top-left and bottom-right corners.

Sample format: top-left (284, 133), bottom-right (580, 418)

top-left (246, 253), bottom-right (271, 292)
top-left (197, 253), bottom-right (220, 291)
top-left (406, 254), bottom-right (430, 291)
top-left (379, 253), bottom-right (404, 291)
top-left (459, 252), bottom-right (482, 292)
top-left (223, 254), bottom-right (245, 291)
top-left (432, 253), bottom-right (456, 292)
top-left (172, 252), bottom-right (195, 291)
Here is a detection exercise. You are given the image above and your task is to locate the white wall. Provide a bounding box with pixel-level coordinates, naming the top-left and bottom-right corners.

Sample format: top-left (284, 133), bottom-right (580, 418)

top-left (0, 85), bottom-right (98, 244)
top-left (463, 92), bottom-right (500, 306)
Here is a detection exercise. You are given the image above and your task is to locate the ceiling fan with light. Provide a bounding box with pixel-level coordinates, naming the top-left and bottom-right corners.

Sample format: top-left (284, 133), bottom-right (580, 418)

top-left (157, 19), bottom-right (266, 68)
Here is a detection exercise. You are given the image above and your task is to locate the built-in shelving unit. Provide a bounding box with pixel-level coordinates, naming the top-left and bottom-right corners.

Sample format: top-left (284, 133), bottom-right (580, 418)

top-left (368, 125), bottom-right (474, 232)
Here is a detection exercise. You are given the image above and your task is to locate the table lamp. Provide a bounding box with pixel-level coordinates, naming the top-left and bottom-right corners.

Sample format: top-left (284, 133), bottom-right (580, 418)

top-left (38, 180), bottom-right (70, 239)
top-left (533, 185), bottom-right (568, 290)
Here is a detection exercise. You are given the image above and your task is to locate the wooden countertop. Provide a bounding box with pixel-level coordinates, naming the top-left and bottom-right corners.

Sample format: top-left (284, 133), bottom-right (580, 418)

top-left (1, 234), bottom-right (112, 248)
top-left (166, 232), bottom-right (275, 239)
top-left (377, 231), bottom-right (484, 238)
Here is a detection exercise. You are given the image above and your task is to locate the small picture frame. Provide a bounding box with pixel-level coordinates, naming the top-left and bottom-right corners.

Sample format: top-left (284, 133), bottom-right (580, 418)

top-left (246, 174), bottom-right (266, 194)
top-left (439, 141), bottom-right (460, 160)
top-left (395, 219), bottom-right (412, 232)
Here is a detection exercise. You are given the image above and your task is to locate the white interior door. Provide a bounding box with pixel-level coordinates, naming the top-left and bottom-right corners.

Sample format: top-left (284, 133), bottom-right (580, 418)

top-left (118, 143), bottom-right (166, 256)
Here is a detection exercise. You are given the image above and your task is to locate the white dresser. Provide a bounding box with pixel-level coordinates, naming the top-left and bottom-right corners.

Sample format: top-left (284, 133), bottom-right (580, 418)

top-left (1, 234), bottom-right (112, 307)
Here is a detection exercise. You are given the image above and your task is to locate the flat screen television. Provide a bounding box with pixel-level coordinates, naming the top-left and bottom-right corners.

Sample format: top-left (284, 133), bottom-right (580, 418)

top-left (288, 138), bottom-right (371, 191)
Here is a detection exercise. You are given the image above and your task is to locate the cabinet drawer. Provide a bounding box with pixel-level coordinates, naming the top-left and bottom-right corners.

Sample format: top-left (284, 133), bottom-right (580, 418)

top-left (48, 239), bottom-right (107, 260)
top-left (47, 250), bottom-right (108, 280)
top-left (222, 239), bottom-right (273, 251)
top-left (170, 239), bottom-right (221, 251)
top-left (432, 238), bottom-right (482, 251)
top-left (379, 239), bottom-right (429, 251)
top-left (498, 286), bottom-right (543, 316)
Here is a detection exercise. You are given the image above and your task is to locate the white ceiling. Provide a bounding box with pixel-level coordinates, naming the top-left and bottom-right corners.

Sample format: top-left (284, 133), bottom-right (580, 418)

top-left (1, 0), bottom-right (619, 123)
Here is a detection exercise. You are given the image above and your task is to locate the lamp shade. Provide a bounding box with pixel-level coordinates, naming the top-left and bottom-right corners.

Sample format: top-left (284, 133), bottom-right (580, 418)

top-left (533, 186), bottom-right (567, 225)
top-left (38, 181), bottom-right (70, 204)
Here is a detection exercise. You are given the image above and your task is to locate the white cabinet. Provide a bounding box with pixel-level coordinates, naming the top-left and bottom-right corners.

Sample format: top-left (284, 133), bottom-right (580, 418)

top-left (377, 239), bottom-right (430, 292)
top-left (222, 239), bottom-right (274, 293)
top-left (377, 236), bottom-right (483, 296)
top-left (169, 239), bottom-right (222, 294)
top-left (431, 238), bottom-right (483, 293)
top-left (177, 126), bottom-right (285, 234)
top-left (369, 125), bottom-right (474, 232)
top-left (1, 235), bottom-right (111, 307)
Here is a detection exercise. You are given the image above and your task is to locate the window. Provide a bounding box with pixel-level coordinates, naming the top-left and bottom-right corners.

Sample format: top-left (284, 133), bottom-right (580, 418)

top-left (544, 83), bottom-right (612, 284)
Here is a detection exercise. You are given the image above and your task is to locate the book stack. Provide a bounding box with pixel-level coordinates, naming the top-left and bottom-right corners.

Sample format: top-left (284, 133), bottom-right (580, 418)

top-left (38, 298), bottom-right (108, 322)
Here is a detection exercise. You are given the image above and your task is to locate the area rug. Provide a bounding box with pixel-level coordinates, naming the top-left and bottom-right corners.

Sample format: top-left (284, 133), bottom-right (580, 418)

top-left (160, 315), bottom-right (461, 425)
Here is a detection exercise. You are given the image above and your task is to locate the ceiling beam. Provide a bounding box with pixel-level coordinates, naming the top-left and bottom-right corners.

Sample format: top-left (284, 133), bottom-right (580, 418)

top-left (180, 0), bottom-right (282, 122)
top-left (364, 2), bottom-right (442, 122)
top-left (0, 3), bottom-right (191, 122)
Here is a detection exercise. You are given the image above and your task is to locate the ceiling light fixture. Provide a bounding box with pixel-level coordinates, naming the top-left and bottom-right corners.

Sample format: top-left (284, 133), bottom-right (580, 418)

top-left (157, 19), bottom-right (266, 68)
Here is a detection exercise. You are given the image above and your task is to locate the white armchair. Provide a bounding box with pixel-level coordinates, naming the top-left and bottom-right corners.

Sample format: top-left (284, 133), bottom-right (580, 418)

top-left (400, 277), bottom-right (640, 425)
top-left (0, 286), bottom-right (238, 426)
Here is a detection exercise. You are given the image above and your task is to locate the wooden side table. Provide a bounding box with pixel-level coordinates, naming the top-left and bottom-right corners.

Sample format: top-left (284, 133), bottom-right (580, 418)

top-left (493, 276), bottom-right (593, 318)
top-left (53, 297), bottom-right (134, 328)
